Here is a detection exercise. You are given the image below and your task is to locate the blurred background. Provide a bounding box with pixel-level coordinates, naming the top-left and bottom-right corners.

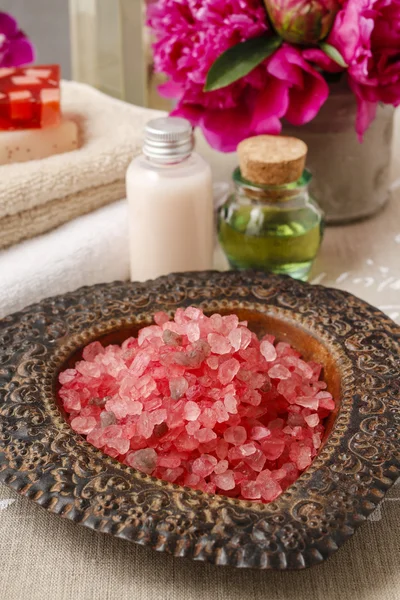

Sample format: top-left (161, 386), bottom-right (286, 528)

top-left (2, 0), bottom-right (171, 110)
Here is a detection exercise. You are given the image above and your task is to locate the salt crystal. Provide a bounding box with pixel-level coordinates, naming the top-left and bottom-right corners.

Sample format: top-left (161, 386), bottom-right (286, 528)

top-left (175, 433), bottom-right (200, 452)
top-left (218, 358), bottom-right (240, 385)
top-left (154, 311), bottom-right (170, 326)
top-left (214, 400), bottom-right (229, 423)
top-left (150, 408), bottom-right (167, 425)
top-left (174, 308), bottom-right (188, 325)
top-left (261, 438), bottom-right (285, 461)
top-left (158, 455), bottom-right (181, 468)
top-left (82, 341), bottom-right (105, 362)
top-left (277, 379), bottom-right (298, 403)
top-left (210, 313), bottom-right (224, 331)
top-left (186, 420), bottom-right (200, 435)
top-left (238, 443), bottom-right (257, 457)
top-left (105, 397), bottom-right (128, 420)
top-left (250, 426), bottom-right (270, 441)
top-left (304, 413), bottom-right (319, 427)
top-left (162, 467), bottom-right (184, 482)
top-left (154, 422), bottom-right (169, 438)
top-left (313, 433), bottom-right (322, 449)
top-left (270, 468), bottom-right (287, 481)
top-left (228, 328), bottom-right (242, 351)
top-left (241, 480), bottom-right (261, 500)
top-left (222, 314), bottom-right (239, 333)
top-left (224, 393), bottom-right (238, 414)
top-left (184, 306), bottom-right (202, 320)
top-left (258, 478), bottom-right (282, 502)
top-left (194, 428), bottom-right (217, 443)
top-left (289, 443), bottom-right (312, 470)
top-left (125, 448), bottom-right (157, 474)
top-left (183, 400), bottom-right (201, 421)
top-left (138, 325), bottom-right (162, 346)
top-left (295, 360), bottom-right (314, 379)
top-left (214, 460), bottom-right (229, 474)
top-left (244, 448), bottom-right (267, 472)
top-left (70, 416), bottom-right (96, 434)
top-left (60, 389), bottom-right (81, 412)
top-left (137, 412), bottom-right (154, 439)
top-left (268, 364), bottom-right (291, 380)
top-left (162, 329), bottom-right (183, 347)
top-left (260, 340), bottom-right (277, 362)
top-left (204, 332), bottom-right (230, 357)
top-left (224, 426), bottom-right (247, 446)
top-left (107, 437), bottom-right (130, 454)
top-left (241, 389), bottom-right (262, 407)
top-left (169, 376), bottom-right (188, 400)
top-left (199, 407), bottom-right (217, 429)
top-left (130, 352), bottom-right (152, 377)
top-left (184, 473), bottom-right (200, 486)
top-left (126, 401), bottom-right (143, 416)
top-left (58, 368), bottom-right (77, 385)
top-left (316, 391), bottom-right (335, 410)
top-left (214, 471), bottom-right (235, 491)
top-left (192, 454), bottom-right (218, 477)
top-left (187, 322), bottom-right (201, 343)
top-left (206, 356), bottom-right (219, 370)
top-left (296, 396), bottom-right (319, 410)
top-left (100, 411), bottom-right (116, 428)
top-left (216, 439), bottom-right (229, 460)
top-left (75, 360), bottom-right (102, 378)
top-left (239, 328), bottom-right (252, 350)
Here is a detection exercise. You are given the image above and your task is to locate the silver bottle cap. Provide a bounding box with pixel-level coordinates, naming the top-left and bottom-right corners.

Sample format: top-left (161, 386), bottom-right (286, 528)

top-left (143, 117), bottom-right (194, 163)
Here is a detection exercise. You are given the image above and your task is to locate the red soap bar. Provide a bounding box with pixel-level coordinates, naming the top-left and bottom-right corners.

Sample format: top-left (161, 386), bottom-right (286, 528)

top-left (0, 65), bottom-right (61, 130)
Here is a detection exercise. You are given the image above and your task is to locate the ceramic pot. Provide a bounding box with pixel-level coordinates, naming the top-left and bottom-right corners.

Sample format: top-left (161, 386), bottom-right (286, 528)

top-left (282, 85), bottom-right (395, 224)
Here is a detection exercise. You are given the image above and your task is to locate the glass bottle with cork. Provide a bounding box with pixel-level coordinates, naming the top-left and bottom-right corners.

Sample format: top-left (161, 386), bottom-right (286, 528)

top-left (218, 135), bottom-right (324, 281)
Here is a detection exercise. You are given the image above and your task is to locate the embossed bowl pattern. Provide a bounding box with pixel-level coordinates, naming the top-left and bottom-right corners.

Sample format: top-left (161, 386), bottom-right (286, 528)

top-left (0, 271), bottom-right (398, 570)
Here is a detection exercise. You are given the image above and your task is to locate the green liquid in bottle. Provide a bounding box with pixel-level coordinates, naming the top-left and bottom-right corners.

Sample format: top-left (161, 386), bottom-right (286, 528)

top-left (218, 171), bottom-right (324, 281)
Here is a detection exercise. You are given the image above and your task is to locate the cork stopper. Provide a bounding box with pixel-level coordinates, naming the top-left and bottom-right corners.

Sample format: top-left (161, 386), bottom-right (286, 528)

top-left (237, 135), bottom-right (308, 186)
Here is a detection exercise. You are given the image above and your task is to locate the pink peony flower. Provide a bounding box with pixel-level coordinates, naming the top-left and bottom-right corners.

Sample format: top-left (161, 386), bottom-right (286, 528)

top-left (148, 1), bottom-right (328, 152)
top-left (264, 0), bottom-right (341, 45)
top-left (148, 0), bottom-right (269, 87)
top-left (312, 0), bottom-right (400, 137)
top-left (0, 12), bottom-right (35, 68)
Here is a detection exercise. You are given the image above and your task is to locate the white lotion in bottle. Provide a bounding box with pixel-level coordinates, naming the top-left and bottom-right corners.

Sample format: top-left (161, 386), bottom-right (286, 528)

top-left (126, 117), bottom-right (214, 281)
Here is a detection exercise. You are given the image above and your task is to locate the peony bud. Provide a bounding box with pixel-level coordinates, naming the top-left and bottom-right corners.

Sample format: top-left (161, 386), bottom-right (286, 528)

top-left (264, 0), bottom-right (340, 45)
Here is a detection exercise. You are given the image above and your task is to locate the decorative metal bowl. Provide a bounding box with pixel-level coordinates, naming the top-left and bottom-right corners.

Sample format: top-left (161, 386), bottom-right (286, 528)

top-left (0, 271), bottom-right (398, 570)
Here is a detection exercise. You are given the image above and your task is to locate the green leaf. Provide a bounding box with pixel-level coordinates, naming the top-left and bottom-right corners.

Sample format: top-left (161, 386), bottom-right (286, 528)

top-left (204, 36), bottom-right (282, 92)
top-left (319, 42), bottom-right (348, 68)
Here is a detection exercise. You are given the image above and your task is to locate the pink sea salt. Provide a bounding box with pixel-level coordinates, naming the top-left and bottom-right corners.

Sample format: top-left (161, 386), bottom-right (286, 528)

top-left (214, 471), bottom-right (235, 491)
top-left (126, 448), bottom-right (157, 474)
top-left (192, 454), bottom-right (217, 477)
top-left (260, 340), bottom-right (277, 362)
top-left (183, 400), bottom-right (201, 421)
top-left (59, 307), bottom-right (334, 504)
top-left (218, 358), bottom-right (240, 385)
top-left (224, 426), bottom-right (247, 446)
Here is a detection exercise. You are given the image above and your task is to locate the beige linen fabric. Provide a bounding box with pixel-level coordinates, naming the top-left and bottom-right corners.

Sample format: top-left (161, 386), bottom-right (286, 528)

top-left (0, 81), bottom-right (162, 249)
top-left (0, 180), bottom-right (125, 250)
top-left (0, 481), bottom-right (399, 600)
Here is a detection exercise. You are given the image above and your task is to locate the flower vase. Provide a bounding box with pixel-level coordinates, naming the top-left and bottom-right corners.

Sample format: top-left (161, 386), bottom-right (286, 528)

top-left (282, 85), bottom-right (395, 224)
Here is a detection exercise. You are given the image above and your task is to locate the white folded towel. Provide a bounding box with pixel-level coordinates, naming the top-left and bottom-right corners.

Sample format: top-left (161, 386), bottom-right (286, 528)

top-left (0, 200), bottom-right (130, 319)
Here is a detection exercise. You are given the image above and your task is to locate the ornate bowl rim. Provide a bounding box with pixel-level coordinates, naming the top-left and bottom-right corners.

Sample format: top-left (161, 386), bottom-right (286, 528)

top-left (0, 271), bottom-right (399, 570)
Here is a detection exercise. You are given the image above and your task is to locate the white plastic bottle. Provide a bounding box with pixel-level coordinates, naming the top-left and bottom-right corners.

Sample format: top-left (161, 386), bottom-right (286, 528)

top-left (126, 117), bottom-right (214, 281)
